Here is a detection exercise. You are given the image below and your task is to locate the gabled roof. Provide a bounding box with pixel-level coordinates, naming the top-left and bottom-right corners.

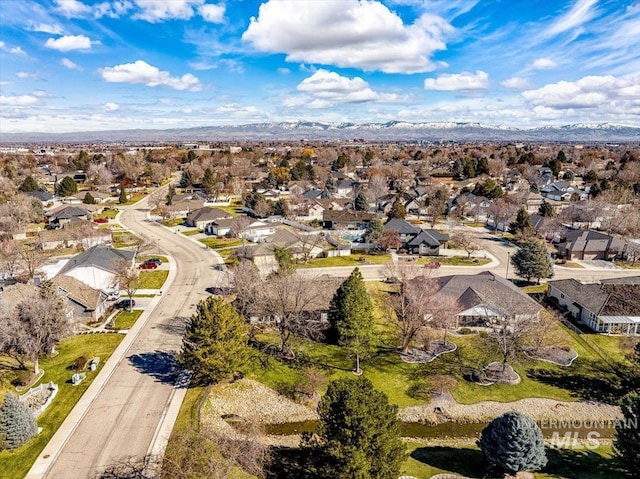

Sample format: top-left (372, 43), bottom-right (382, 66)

top-left (25, 190), bottom-right (54, 202)
top-left (563, 229), bottom-right (625, 254)
top-left (548, 278), bottom-right (640, 316)
top-left (407, 230), bottom-right (440, 247)
top-left (384, 218), bottom-right (419, 235)
top-left (432, 271), bottom-right (542, 316)
top-left (48, 206), bottom-right (89, 220)
top-left (57, 245), bottom-right (135, 276)
top-left (53, 275), bottom-right (105, 310)
top-left (547, 279), bottom-right (609, 313)
top-left (186, 207), bottom-right (231, 222)
top-left (323, 209), bottom-right (376, 223)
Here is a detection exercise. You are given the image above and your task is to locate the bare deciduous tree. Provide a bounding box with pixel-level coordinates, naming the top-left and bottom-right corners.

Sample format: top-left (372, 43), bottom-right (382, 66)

top-left (0, 237), bottom-right (21, 280)
top-left (113, 258), bottom-right (139, 312)
top-left (451, 231), bottom-right (479, 259)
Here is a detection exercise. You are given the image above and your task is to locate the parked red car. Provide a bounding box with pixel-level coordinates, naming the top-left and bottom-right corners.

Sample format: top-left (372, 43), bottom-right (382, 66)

top-left (138, 262), bottom-right (158, 269)
top-left (93, 218), bottom-right (108, 223)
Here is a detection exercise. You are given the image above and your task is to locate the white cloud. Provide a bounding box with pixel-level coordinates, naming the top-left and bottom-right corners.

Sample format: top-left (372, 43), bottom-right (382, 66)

top-left (297, 69), bottom-right (400, 103)
top-left (543, 0), bottom-right (598, 39)
top-left (531, 57), bottom-right (557, 70)
top-left (16, 72), bottom-right (38, 80)
top-left (278, 68), bottom-right (291, 75)
top-left (94, 0), bottom-right (133, 18)
top-left (104, 102), bottom-right (120, 111)
top-left (131, 0), bottom-right (202, 22)
top-left (242, 0), bottom-right (453, 73)
top-left (99, 60), bottom-right (203, 91)
top-left (61, 58), bottom-right (83, 71)
top-left (0, 94), bottom-right (41, 106)
top-left (522, 73), bottom-right (640, 110)
top-left (1, 42), bottom-right (27, 55)
top-left (45, 35), bottom-right (95, 52)
top-left (30, 23), bottom-right (64, 34)
top-left (501, 76), bottom-right (531, 89)
top-left (55, 0), bottom-right (91, 17)
top-left (424, 70), bottom-right (488, 90)
top-left (199, 3), bottom-right (225, 23)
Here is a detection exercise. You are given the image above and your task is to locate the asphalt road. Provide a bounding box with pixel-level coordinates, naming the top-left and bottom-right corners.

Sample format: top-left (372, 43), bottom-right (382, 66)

top-left (28, 193), bottom-right (224, 479)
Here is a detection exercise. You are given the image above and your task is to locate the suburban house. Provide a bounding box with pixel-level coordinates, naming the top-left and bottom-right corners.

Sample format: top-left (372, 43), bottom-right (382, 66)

top-left (243, 220), bottom-right (277, 242)
top-left (540, 181), bottom-right (588, 201)
top-left (206, 218), bottom-right (236, 237)
top-left (236, 229), bottom-right (327, 269)
top-left (429, 271), bottom-right (543, 328)
top-left (185, 207), bottom-right (232, 230)
top-left (556, 229), bottom-right (625, 260)
top-left (383, 218), bottom-right (448, 255)
top-left (547, 277), bottom-right (640, 335)
top-left (53, 275), bottom-right (109, 323)
top-left (322, 210), bottom-right (377, 230)
top-left (37, 223), bottom-right (112, 251)
top-left (46, 206), bottom-right (90, 229)
top-left (55, 245), bottom-right (135, 293)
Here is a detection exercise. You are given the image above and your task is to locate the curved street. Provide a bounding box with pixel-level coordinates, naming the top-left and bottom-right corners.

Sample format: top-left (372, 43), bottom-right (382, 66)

top-left (27, 191), bottom-right (225, 479)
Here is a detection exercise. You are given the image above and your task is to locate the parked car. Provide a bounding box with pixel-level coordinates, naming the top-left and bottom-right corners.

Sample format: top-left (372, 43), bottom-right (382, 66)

top-left (115, 299), bottom-right (135, 309)
top-left (145, 258), bottom-right (162, 266)
top-left (93, 218), bottom-right (108, 223)
top-left (139, 262), bottom-right (158, 269)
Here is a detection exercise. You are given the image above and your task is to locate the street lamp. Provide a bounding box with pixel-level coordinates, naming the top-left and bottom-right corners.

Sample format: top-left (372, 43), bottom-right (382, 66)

top-left (506, 251), bottom-right (510, 280)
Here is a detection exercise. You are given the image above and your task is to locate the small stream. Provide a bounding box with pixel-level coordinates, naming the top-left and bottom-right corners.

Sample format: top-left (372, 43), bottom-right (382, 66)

top-left (263, 420), bottom-right (617, 439)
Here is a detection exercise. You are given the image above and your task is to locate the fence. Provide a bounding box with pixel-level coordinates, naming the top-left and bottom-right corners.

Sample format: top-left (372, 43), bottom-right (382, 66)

top-left (19, 381), bottom-right (58, 417)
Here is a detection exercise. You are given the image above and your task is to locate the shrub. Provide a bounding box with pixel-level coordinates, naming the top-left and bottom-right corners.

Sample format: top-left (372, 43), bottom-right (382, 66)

top-left (478, 412), bottom-right (547, 474)
top-left (0, 393), bottom-right (38, 449)
top-left (74, 355), bottom-right (89, 370)
top-left (11, 370), bottom-right (33, 388)
top-left (458, 327), bottom-right (473, 335)
top-left (407, 380), bottom-right (432, 400)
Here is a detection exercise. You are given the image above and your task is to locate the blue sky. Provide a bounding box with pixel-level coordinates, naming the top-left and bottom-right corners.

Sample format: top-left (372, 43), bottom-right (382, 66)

top-left (0, 0), bottom-right (639, 133)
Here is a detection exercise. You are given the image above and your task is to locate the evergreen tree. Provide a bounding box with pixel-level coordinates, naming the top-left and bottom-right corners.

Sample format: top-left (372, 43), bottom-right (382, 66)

top-left (556, 150), bottom-right (567, 163)
top-left (178, 297), bottom-right (250, 386)
top-left (187, 150), bottom-right (196, 162)
top-left (118, 185), bottom-right (128, 204)
top-left (563, 169), bottom-right (574, 181)
top-left (18, 176), bottom-right (39, 192)
top-left (83, 192), bottom-right (96, 204)
top-left (179, 170), bottom-right (192, 188)
top-left (364, 219), bottom-right (384, 244)
top-left (511, 239), bottom-right (554, 283)
top-left (547, 158), bottom-right (562, 178)
top-left (478, 412), bottom-right (547, 474)
top-left (313, 377), bottom-right (405, 479)
top-left (614, 392), bottom-right (640, 474)
top-left (462, 158), bottom-right (476, 178)
top-left (321, 177), bottom-right (337, 199)
top-left (274, 246), bottom-right (295, 273)
top-left (272, 198), bottom-right (289, 217)
top-left (538, 200), bottom-right (554, 217)
top-left (452, 159), bottom-right (465, 180)
top-left (165, 185), bottom-right (175, 206)
top-left (387, 198), bottom-right (406, 220)
top-left (202, 168), bottom-right (216, 196)
top-left (509, 206), bottom-right (534, 237)
top-left (0, 393), bottom-right (38, 449)
top-left (476, 157), bottom-right (490, 175)
top-left (55, 176), bottom-right (78, 197)
top-left (329, 268), bottom-right (373, 373)
top-left (354, 191), bottom-right (369, 211)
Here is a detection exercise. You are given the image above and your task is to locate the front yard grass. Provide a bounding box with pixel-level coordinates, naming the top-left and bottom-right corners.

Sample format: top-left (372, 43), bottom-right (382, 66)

top-left (181, 229), bottom-right (201, 236)
top-left (138, 270), bottom-right (169, 289)
top-left (137, 254), bottom-right (169, 263)
top-left (93, 208), bottom-right (119, 220)
top-left (110, 310), bottom-right (143, 329)
top-left (161, 217), bottom-right (184, 227)
top-left (299, 254), bottom-right (391, 268)
top-left (0, 334), bottom-right (123, 479)
top-left (416, 256), bottom-right (492, 267)
top-left (199, 237), bottom-right (243, 250)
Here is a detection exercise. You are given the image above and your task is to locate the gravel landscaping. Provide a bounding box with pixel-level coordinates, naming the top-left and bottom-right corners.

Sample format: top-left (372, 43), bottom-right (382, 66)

top-left (401, 341), bottom-right (457, 363)
top-left (526, 346), bottom-right (578, 366)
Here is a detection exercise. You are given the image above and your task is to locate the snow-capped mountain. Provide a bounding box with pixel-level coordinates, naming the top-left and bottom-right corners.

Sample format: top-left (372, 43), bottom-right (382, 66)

top-left (1, 121), bottom-right (638, 144)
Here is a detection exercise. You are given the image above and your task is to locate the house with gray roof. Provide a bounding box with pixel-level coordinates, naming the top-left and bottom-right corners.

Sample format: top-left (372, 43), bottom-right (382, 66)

top-left (429, 271), bottom-right (543, 327)
top-left (56, 245), bottom-right (135, 293)
top-left (383, 219), bottom-right (448, 255)
top-left (547, 277), bottom-right (640, 335)
top-left (556, 229), bottom-right (625, 260)
top-left (46, 206), bottom-right (90, 229)
top-left (185, 207), bottom-right (232, 230)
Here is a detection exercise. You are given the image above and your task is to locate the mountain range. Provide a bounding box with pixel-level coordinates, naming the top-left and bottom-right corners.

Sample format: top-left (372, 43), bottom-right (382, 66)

top-left (1, 121), bottom-right (639, 144)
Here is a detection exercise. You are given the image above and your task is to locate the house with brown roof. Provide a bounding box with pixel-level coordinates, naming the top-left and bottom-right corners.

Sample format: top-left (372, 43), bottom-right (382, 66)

top-left (547, 277), bottom-right (640, 335)
top-left (322, 209), bottom-right (377, 230)
top-left (53, 275), bottom-right (108, 322)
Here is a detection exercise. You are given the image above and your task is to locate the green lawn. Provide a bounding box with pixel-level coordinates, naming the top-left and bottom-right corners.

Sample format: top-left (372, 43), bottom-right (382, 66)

top-left (214, 200), bottom-right (243, 218)
top-left (416, 256), bottom-right (492, 266)
top-left (199, 237), bottom-right (244, 250)
top-left (138, 270), bottom-right (169, 289)
top-left (137, 255), bottom-right (169, 263)
top-left (181, 229), bottom-right (201, 236)
top-left (109, 310), bottom-right (143, 329)
top-left (111, 231), bottom-right (139, 248)
top-left (403, 442), bottom-right (627, 479)
top-left (92, 208), bottom-right (119, 220)
top-left (0, 334), bottom-right (123, 479)
top-left (299, 254), bottom-right (392, 268)
top-left (161, 218), bottom-right (185, 227)
top-left (122, 192), bottom-right (147, 205)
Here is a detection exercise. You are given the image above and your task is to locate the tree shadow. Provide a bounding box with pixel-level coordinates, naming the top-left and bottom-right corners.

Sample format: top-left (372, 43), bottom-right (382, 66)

top-left (526, 359), bottom-right (629, 404)
top-left (409, 445), bottom-right (486, 478)
top-left (543, 447), bottom-right (628, 479)
top-left (266, 446), bottom-right (316, 479)
top-left (155, 316), bottom-right (187, 336)
top-left (128, 351), bottom-right (178, 385)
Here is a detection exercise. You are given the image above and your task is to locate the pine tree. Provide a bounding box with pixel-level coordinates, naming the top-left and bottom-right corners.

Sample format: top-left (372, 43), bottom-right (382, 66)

top-left (202, 168), bottom-right (216, 196)
top-left (511, 239), bottom-right (554, 283)
top-left (364, 219), bottom-right (384, 244)
top-left (18, 176), bottom-right (39, 192)
top-left (165, 185), bottom-right (175, 205)
top-left (614, 392), bottom-right (640, 474)
top-left (118, 185), bottom-right (128, 204)
top-left (387, 198), bottom-right (406, 220)
top-left (509, 206), bottom-right (534, 238)
top-left (321, 176), bottom-right (337, 199)
top-left (329, 268), bottom-right (373, 373)
top-left (0, 393), bottom-right (38, 449)
top-left (354, 191), bottom-right (369, 211)
top-left (83, 192), bottom-right (96, 204)
top-left (538, 200), bottom-right (554, 217)
top-left (478, 412), bottom-right (547, 474)
top-left (314, 377), bottom-right (405, 479)
top-left (178, 297), bottom-right (250, 386)
top-left (179, 170), bottom-right (192, 188)
top-left (55, 176), bottom-right (78, 197)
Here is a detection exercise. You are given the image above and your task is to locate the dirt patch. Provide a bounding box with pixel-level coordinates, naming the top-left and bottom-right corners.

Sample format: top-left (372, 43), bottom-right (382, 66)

top-left (401, 341), bottom-right (457, 363)
top-left (527, 346), bottom-right (578, 366)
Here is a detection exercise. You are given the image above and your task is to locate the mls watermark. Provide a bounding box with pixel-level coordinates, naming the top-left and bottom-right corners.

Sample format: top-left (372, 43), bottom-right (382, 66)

top-left (540, 418), bottom-right (638, 450)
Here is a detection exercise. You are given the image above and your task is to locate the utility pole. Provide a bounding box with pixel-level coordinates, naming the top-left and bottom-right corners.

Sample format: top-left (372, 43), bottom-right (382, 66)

top-left (506, 251), bottom-right (510, 280)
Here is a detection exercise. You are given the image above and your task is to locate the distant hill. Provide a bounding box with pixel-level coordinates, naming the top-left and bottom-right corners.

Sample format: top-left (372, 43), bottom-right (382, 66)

top-left (2, 121), bottom-right (639, 144)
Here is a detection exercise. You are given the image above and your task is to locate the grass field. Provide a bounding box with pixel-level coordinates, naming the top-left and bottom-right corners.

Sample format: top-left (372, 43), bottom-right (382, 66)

top-left (138, 270), bottom-right (169, 289)
top-left (92, 207), bottom-right (119, 220)
top-left (181, 229), bottom-right (201, 236)
top-left (299, 254), bottom-right (391, 268)
top-left (199, 237), bottom-right (244, 250)
top-left (0, 334), bottom-right (124, 479)
top-left (109, 310), bottom-right (143, 329)
top-left (161, 218), bottom-right (185, 227)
